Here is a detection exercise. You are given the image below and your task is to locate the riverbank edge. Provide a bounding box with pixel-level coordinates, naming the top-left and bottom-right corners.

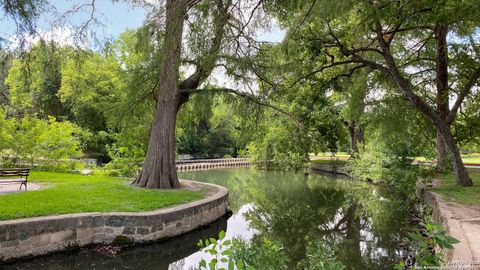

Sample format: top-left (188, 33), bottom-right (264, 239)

top-left (0, 180), bottom-right (229, 263)
top-left (416, 187), bottom-right (479, 263)
top-left (309, 162), bottom-right (348, 176)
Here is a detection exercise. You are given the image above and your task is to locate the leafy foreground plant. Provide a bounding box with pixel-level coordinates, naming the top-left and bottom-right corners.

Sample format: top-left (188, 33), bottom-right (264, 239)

top-left (396, 221), bottom-right (459, 269)
top-left (196, 231), bottom-right (344, 270)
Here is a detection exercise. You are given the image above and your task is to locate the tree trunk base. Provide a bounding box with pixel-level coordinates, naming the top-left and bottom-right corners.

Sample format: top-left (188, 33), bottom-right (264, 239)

top-left (132, 169), bottom-right (180, 189)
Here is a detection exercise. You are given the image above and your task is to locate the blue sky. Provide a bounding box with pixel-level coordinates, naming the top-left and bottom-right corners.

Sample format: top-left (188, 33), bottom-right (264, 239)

top-left (1, 1), bottom-right (284, 48)
top-left (57, 1), bottom-right (147, 38)
top-left (1, 0), bottom-right (147, 47)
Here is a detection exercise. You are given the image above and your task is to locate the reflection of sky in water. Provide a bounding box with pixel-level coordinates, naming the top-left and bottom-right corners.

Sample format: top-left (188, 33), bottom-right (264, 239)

top-left (169, 204), bottom-right (258, 270)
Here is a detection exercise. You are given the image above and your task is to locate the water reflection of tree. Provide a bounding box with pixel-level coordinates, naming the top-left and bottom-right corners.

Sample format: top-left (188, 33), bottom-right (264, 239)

top-left (240, 171), bottom-right (412, 270)
top-left (179, 168), bottom-right (256, 212)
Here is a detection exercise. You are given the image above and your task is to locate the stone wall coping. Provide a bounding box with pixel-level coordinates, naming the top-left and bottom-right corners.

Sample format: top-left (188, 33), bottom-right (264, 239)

top-left (0, 180), bottom-right (228, 226)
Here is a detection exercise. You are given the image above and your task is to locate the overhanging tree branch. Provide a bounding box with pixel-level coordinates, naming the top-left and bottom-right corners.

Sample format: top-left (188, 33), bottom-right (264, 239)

top-left (180, 86), bottom-right (294, 118)
top-left (179, 0), bottom-right (229, 91)
top-left (446, 66), bottom-right (480, 124)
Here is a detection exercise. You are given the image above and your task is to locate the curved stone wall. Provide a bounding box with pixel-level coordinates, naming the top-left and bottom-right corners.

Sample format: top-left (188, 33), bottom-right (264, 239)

top-left (0, 181), bottom-right (228, 262)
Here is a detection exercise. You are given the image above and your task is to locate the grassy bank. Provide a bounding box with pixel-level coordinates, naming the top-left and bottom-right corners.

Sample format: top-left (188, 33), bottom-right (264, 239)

top-left (462, 153), bottom-right (480, 164)
top-left (0, 171), bottom-right (205, 220)
top-left (310, 159), bottom-right (347, 165)
top-left (310, 152), bottom-right (350, 160)
top-left (431, 169), bottom-right (480, 205)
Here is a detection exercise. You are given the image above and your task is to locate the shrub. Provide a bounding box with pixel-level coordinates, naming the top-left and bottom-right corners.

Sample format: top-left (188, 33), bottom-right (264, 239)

top-left (0, 110), bottom-right (87, 168)
top-left (396, 220), bottom-right (459, 269)
top-left (196, 231), bottom-right (344, 270)
top-left (104, 130), bottom-right (147, 177)
top-left (346, 126), bottom-right (434, 196)
top-left (347, 148), bottom-right (419, 194)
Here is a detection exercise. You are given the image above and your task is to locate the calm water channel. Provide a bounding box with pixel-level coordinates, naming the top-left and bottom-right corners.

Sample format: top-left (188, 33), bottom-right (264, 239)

top-left (2, 168), bottom-right (413, 270)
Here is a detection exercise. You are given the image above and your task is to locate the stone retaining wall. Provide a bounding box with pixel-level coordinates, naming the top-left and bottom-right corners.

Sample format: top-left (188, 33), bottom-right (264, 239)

top-left (0, 181), bottom-right (228, 262)
top-left (310, 163), bottom-right (348, 176)
top-left (176, 158), bottom-right (251, 171)
top-left (417, 189), bottom-right (454, 260)
top-left (417, 187), bottom-right (480, 264)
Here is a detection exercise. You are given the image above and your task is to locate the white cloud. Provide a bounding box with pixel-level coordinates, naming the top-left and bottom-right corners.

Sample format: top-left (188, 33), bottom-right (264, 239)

top-left (8, 26), bottom-right (89, 50)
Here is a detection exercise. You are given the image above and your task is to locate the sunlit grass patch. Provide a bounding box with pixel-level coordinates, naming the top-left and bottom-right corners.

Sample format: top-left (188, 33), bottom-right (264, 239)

top-left (310, 152), bottom-right (350, 161)
top-left (462, 153), bottom-right (480, 164)
top-left (310, 159), bottom-right (348, 165)
top-left (0, 171), bottom-right (205, 220)
top-left (431, 169), bottom-right (480, 205)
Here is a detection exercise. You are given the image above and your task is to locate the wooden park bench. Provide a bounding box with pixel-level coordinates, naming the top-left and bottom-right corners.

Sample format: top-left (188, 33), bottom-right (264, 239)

top-left (0, 168), bottom-right (30, 190)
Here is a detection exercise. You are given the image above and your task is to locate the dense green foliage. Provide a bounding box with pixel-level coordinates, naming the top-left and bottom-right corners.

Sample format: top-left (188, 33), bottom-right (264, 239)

top-left (196, 230), bottom-right (344, 270)
top-left (396, 220), bottom-right (459, 269)
top-left (0, 109), bottom-right (86, 168)
top-left (2, 0), bottom-right (479, 267)
top-left (0, 31), bottom-right (246, 172)
top-left (346, 95), bottom-right (435, 194)
top-left (0, 171), bottom-right (203, 220)
top-left (5, 41), bottom-right (65, 117)
top-left (0, 0), bottom-right (478, 188)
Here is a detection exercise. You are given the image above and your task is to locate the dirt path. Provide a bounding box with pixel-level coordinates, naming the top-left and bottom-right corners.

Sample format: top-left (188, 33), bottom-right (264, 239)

top-left (0, 182), bottom-right (45, 195)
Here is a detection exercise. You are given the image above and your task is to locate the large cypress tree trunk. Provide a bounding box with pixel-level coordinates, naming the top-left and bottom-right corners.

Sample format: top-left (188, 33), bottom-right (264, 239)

top-left (437, 122), bottom-right (473, 187)
top-left (435, 23), bottom-right (450, 172)
top-left (132, 0), bottom-right (188, 189)
top-left (436, 131), bottom-right (449, 170)
top-left (348, 121), bottom-right (364, 155)
top-left (134, 99), bottom-right (180, 188)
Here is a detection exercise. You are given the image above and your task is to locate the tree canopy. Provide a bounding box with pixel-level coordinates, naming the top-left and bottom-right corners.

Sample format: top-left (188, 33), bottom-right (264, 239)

top-left (0, 0), bottom-right (479, 188)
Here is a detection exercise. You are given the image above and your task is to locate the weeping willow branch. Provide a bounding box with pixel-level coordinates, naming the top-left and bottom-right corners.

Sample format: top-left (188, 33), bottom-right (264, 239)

top-left (180, 86), bottom-right (294, 118)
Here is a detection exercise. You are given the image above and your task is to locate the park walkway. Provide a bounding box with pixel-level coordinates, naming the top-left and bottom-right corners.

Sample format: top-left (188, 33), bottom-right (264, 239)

top-left (422, 183), bottom-right (480, 268)
top-left (0, 183), bottom-right (43, 194)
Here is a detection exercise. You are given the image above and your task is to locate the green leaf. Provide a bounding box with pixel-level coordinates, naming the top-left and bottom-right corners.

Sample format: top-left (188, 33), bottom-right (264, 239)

top-left (237, 260), bottom-right (244, 270)
top-left (199, 259), bottom-right (206, 268)
top-left (219, 230), bottom-right (226, 240)
top-left (209, 238), bottom-right (218, 245)
top-left (209, 258), bottom-right (218, 269)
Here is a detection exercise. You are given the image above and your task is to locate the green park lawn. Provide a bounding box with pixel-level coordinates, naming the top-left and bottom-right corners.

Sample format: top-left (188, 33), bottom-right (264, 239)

top-left (312, 152), bottom-right (480, 164)
top-left (0, 171), bottom-right (205, 221)
top-left (310, 159), bottom-right (347, 165)
top-left (431, 169), bottom-right (480, 205)
top-left (310, 152), bottom-right (350, 159)
top-left (462, 153), bottom-right (480, 164)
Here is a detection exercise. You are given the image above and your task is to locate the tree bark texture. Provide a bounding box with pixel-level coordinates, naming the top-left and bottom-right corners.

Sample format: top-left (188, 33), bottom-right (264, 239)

top-left (436, 121), bottom-right (473, 186)
top-left (132, 0), bottom-right (189, 189)
top-left (434, 24), bottom-right (451, 172)
top-left (348, 122), bottom-right (364, 155)
top-left (436, 130), bottom-right (450, 171)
